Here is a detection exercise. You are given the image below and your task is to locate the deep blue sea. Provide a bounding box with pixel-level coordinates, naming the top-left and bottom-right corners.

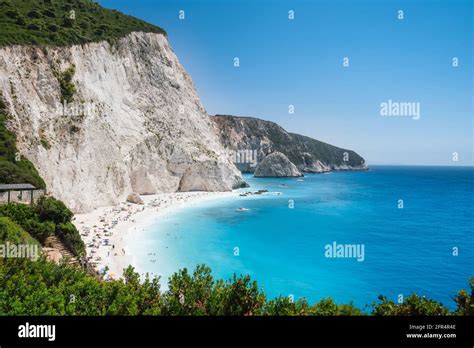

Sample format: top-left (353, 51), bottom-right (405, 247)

top-left (127, 166), bottom-right (473, 310)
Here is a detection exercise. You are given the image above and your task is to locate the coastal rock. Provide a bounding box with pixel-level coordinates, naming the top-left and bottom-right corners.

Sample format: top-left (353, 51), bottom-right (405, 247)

top-left (178, 160), bottom-right (246, 191)
top-left (126, 193), bottom-right (144, 205)
top-left (0, 32), bottom-right (245, 212)
top-left (212, 115), bottom-right (368, 173)
top-left (254, 152), bottom-right (303, 177)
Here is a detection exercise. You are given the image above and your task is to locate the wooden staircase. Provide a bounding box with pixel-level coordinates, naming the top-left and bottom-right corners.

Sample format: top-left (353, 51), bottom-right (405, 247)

top-left (43, 235), bottom-right (80, 267)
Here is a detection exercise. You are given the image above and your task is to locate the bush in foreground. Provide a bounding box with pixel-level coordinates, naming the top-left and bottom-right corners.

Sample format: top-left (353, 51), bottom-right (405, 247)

top-left (0, 216), bottom-right (40, 246)
top-left (0, 198), bottom-right (84, 256)
top-left (0, 254), bottom-right (472, 316)
top-left (0, 199), bottom-right (471, 316)
top-left (453, 279), bottom-right (474, 315)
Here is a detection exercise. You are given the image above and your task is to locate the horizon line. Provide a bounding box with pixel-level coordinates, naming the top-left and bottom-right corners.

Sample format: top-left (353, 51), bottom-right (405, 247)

top-left (366, 163), bottom-right (474, 167)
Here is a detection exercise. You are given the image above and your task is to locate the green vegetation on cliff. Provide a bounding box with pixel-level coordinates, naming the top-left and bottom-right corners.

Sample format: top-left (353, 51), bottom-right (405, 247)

top-left (0, 94), bottom-right (46, 188)
top-left (55, 65), bottom-right (76, 103)
top-left (1, 91), bottom-right (86, 259)
top-left (0, 0), bottom-right (166, 47)
top-left (0, 197), bottom-right (85, 257)
top-left (0, 216), bottom-right (40, 246)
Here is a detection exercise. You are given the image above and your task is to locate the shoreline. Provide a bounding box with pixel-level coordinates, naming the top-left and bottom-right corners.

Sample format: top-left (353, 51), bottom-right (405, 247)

top-left (72, 191), bottom-right (239, 279)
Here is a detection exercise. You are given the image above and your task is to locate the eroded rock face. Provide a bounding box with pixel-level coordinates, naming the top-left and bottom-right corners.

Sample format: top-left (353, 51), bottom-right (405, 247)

top-left (0, 32), bottom-right (244, 212)
top-left (212, 115), bottom-right (368, 173)
top-left (254, 152), bottom-right (303, 177)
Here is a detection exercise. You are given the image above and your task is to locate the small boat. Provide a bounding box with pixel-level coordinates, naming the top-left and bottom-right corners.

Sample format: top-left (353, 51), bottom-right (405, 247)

top-left (296, 179), bottom-right (304, 182)
top-left (236, 207), bottom-right (250, 212)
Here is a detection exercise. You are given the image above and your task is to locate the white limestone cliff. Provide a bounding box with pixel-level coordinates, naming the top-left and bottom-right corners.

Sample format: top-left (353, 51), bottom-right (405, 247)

top-left (0, 32), bottom-right (244, 212)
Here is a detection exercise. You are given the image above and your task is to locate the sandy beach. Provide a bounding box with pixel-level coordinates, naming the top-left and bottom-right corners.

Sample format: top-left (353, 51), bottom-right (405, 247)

top-left (72, 191), bottom-right (238, 279)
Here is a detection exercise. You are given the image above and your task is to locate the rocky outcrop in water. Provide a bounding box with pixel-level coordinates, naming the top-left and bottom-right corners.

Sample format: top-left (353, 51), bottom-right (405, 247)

top-left (254, 152), bottom-right (303, 177)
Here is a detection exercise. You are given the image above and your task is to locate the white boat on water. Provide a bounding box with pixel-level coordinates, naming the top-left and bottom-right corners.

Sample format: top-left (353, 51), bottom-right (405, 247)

top-left (236, 207), bottom-right (250, 212)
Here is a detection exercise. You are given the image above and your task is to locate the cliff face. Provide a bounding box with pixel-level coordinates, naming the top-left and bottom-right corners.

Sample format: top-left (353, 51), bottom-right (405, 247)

top-left (0, 32), bottom-right (244, 212)
top-left (212, 115), bottom-right (368, 173)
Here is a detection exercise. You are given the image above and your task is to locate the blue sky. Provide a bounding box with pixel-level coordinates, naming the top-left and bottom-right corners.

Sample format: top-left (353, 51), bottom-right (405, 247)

top-left (99, 0), bottom-right (472, 165)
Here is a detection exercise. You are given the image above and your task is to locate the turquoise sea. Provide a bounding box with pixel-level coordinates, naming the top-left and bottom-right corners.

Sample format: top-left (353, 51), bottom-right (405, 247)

top-left (127, 166), bottom-right (473, 310)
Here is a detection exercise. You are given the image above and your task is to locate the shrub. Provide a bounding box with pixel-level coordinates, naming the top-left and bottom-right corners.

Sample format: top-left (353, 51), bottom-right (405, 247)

top-left (62, 16), bottom-right (74, 28)
top-left (0, 204), bottom-right (53, 243)
top-left (26, 23), bottom-right (40, 31)
top-left (16, 159), bottom-right (46, 187)
top-left (15, 16), bottom-right (26, 26)
top-left (0, 203), bottom-right (36, 227)
top-left (309, 298), bottom-right (362, 315)
top-left (454, 278), bottom-right (474, 315)
top-left (162, 265), bottom-right (267, 316)
top-left (35, 196), bottom-right (73, 224)
top-left (0, 200), bottom-right (84, 257)
top-left (55, 65), bottom-right (76, 103)
top-left (26, 10), bottom-right (41, 19)
top-left (263, 296), bottom-right (300, 315)
top-left (163, 265), bottom-right (214, 315)
top-left (0, 108), bottom-right (16, 161)
top-left (0, 241), bottom-right (471, 316)
top-left (23, 219), bottom-right (54, 243)
top-left (0, 216), bottom-right (40, 246)
top-left (0, 159), bottom-right (45, 188)
top-left (5, 10), bottom-right (18, 19)
top-left (94, 28), bottom-right (104, 37)
top-left (42, 9), bottom-right (56, 18)
top-left (212, 274), bottom-right (266, 315)
top-left (47, 23), bottom-right (58, 32)
top-left (98, 24), bottom-right (109, 32)
top-left (55, 222), bottom-right (85, 257)
top-left (79, 21), bottom-right (89, 30)
top-left (0, 257), bottom-right (163, 315)
top-left (372, 294), bottom-right (450, 316)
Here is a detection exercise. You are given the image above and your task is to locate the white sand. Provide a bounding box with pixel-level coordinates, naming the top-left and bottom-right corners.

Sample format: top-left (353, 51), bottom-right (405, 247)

top-left (72, 191), bottom-right (238, 279)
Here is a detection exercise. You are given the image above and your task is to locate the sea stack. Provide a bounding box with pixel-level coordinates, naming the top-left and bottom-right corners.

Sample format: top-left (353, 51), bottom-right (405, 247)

top-left (254, 152), bottom-right (303, 178)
